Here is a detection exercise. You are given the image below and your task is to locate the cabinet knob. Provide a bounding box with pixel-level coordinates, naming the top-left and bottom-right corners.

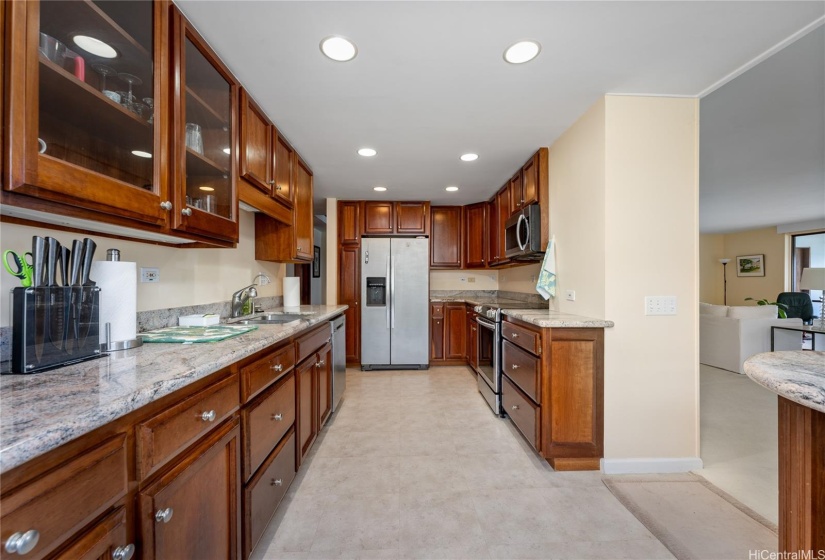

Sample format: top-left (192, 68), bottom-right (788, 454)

top-left (200, 410), bottom-right (216, 422)
top-left (511, 405), bottom-right (519, 411)
top-left (271, 478), bottom-right (283, 486)
top-left (4, 530), bottom-right (39, 555)
top-left (511, 333), bottom-right (518, 338)
top-left (181, 208), bottom-right (193, 216)
top-left (113, 544), bottom-right (135, 560)
top-left (319, 360), bottom-right (326, 366)
top-left (160, 201), bottom-right (172, 211)
top-left (511, 364), bottom-right (519, 370)
top-left (271, 363), bottom-right (283, 371)
top-left (272, 413), bottom-right (283, 421)
top-left (276, 186), bottom-right (282, 191)
top-left (155, 508), bottom-right (174, 523)
top-left (268, 180), bottom-right (275, 185)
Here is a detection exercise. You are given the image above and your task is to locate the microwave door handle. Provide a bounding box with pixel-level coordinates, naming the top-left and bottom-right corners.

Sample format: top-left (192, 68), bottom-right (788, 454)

top-left (516, 213), bottom-right (528, 251)
top-left (522, 214), bottom-right (531, 249)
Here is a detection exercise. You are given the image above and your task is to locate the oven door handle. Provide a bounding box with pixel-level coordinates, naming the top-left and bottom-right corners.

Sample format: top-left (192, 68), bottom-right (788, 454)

top-left (476, 316), bottom-right (496, 330)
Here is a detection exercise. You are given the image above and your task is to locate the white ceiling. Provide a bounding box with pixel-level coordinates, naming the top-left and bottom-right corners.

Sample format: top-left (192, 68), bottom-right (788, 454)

top-left (175, 1), bottom-right (825, 219)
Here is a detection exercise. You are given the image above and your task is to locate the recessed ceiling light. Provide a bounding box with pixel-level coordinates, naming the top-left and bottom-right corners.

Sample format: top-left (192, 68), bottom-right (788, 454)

top-left (131, 150), bottom-right (152, 158)
top-left (503, 41), bottom-right (541, 64)
top-left (460, 153), bottom-right (478, 162)
top-left (223, 147), bottom-right (231, 155)
top-left (199, 186), bottom-right (215, 192)
top-left (72, 35), bottom-right (117, 59)
top-left (446, 186), bottom-right (459, 192)
top-left (358, 148), bottom-right (377, 157)
top-left (373, 186), bottom-right (387, 192)
top-left (320, 36), bottom-right (357, 62)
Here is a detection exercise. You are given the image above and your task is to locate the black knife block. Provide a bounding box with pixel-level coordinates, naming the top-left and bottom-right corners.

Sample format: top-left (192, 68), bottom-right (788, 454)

top-left (9, 286), bottom-right (101, 374)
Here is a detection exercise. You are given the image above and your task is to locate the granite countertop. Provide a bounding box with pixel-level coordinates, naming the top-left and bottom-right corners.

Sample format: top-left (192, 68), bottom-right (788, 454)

top-left (0, 305), bottom-right (347, 474)
top-left (430, 296), bottom-right (531, 306)
top-left (502, 309), bottom-right (615, 328)
top-left (744, 350), bottom-right (825, 414)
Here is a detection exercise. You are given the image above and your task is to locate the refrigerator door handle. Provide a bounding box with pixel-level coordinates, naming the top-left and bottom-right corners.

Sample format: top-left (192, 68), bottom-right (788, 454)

top-left (386, 255), bottom-right (391, 329)
top-left (390, 256), bottom-right (396, 329)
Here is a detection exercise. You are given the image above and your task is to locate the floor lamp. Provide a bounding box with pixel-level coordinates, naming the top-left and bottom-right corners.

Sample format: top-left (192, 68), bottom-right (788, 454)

top-left (719, 258), bottom-right (731, 305)
top-left (799, 267), bottom-right (825, 328)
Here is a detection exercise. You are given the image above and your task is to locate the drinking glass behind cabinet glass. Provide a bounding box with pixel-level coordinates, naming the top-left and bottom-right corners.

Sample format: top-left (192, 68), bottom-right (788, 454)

top-left (92, 63), bottom-right (118, 101)
top-left (142, 98), bottom-right (154, 124)
top-left (118, 73), bottom-right (142, 114)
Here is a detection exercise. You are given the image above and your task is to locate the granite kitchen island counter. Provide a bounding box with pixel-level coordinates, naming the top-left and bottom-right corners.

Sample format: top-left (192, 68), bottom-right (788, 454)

top-left (744, 350), bottom-right (825, 413)
top-left (0, 304), bottom-right (346, 474)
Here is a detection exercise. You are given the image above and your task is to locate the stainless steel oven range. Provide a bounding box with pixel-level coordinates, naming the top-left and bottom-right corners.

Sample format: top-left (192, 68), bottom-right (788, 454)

top-left (472, 302), bottom-right (549, 416)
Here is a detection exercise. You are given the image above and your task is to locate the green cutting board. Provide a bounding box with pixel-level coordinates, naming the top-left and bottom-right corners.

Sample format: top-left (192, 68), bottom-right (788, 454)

top-left (139, 325), bottom-right (258, 343)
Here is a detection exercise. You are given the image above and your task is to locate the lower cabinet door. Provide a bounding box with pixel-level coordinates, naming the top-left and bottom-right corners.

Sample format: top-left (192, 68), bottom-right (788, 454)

top-left (502, 375), bottom-right (540, 451)
top-left (54, 506), bottom-right (132, 560)
top-left (318, 343), bottom-right (332, 427)
top-left (296, 357), bottom-right (317, 466)
top-left (139, 418), bottom-right (241, 560)
top-left (244, 430), bottom-right (297, 557)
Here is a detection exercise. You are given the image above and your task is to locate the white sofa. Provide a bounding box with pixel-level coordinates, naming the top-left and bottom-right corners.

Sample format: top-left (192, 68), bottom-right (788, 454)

top-left (699, 303), bottom-right (803, 374)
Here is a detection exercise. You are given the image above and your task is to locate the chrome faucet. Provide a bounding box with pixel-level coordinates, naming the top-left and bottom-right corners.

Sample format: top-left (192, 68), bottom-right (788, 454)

top-left (230, 273), bottom-right (271, 318)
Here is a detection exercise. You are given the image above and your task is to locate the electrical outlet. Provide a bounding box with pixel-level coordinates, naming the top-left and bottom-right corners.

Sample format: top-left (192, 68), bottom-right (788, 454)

top-left (645, 296), bottom-right (677, 315)
top-left (459, 276), bottom-right (466, 282)
top-left (565, 290), bottom-right (576, 301)
top-left (140, 267), bottom-right (160, 283)
top-left (467, 277), bottom-right (476, 283)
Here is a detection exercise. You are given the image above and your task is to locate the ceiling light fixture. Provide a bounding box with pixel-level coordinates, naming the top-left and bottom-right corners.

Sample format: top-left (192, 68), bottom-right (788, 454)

top-left (503, 40), bottom-right (541, 64)
top-left (358, 148), bottom-right (377, 157)
top-left (320, 36), bottom-right (357, 62)
top-left (460, 153), bottom-right (478, 162)
top-left (446, 186), bottom-right (459, 192)
top-left (72, 35), bottom-right (117, 59)
top-left (373, 186), bottom-right (387, 192)
top-left (199, 186), bottom-right (215, 192)
top-left (131, 150), bottom-right (152, 158)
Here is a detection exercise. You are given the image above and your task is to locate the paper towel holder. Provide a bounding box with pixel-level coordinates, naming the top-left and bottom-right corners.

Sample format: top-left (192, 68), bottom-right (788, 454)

top-left (98, 248), bottom-right (143, 352)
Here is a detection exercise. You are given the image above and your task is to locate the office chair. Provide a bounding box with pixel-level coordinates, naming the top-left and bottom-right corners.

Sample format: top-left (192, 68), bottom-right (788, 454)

top-left (776, 292), bottom-right (816, 325)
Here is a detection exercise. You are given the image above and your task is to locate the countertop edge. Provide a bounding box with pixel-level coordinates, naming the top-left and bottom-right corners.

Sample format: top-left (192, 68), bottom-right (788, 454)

top-left (744, 350), bottom-right (825, 414)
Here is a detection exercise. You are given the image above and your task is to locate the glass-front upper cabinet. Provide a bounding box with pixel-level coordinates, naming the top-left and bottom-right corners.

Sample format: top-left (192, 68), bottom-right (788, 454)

top-left (4, 0), bottom-right (170, 226)
top-left (171, 8), bottom-right (239, 243)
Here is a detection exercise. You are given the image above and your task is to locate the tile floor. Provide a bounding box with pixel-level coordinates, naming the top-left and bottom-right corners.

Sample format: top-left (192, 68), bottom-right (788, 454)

top-left (251, 366), bottom-right (674, 560)
top-left (696, 363), bottom-right (778, 524)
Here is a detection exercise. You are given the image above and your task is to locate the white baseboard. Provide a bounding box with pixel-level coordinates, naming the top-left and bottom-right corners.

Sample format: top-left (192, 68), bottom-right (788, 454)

top-left (601, 457), bottom-right (704, 474)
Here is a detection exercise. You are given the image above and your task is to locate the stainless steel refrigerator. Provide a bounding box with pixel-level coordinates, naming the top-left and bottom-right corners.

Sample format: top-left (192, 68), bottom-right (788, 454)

top-left (360, 237), bottom-right (429, 370)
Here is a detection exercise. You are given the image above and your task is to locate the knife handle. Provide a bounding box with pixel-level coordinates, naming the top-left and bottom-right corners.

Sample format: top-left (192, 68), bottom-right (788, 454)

top-left (46, 237), bottom-right (59, 287)
top-left (59, 246), bottom-right (70, 287)
top-left (80, 238), bottom-right (96, 285)
top-left (31, 236), bottom-right (46, 288)
top-left (70, 240), bottom-right (83, 286)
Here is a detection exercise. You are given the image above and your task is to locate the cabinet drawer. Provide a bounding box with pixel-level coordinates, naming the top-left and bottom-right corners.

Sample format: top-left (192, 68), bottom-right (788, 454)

top-left (0, 436), bottom-right (127, 560)
top-left (244, 371), bottom-right (296, 481)
top-left (502, 320), bottom-right (541, 355)
top-left (137, 375), bottom-right (239, 480)
top-left (501, 340), bottom-right (541, 403)
top-left (502, 375), bottom-right (540, 451)
top-left (241, 343), bottom-right (296, 403)
top-left (53, 506), bottom-right (130, 560)
top-left (245, 430), bottom-right (297, 556)
top-left (295, 324), bottom-right (330, 364)
top-left (431, 303), bottom-right (444, 319)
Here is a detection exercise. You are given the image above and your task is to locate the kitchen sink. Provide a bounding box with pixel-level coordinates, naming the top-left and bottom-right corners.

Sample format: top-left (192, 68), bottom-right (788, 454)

top-left (225, 312), bottom-right (315, 325)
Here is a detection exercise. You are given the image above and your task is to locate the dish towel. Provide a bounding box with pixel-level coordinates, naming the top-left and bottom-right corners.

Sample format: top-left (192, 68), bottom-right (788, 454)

top-left (535, 236), bottom-right (557, 300)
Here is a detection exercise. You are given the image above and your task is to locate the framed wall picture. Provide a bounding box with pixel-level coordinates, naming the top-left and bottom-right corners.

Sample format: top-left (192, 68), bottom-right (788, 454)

top-left (736, 254), bottom-right (765, 277)
top-left (313, 246), bottom-right (321, 278)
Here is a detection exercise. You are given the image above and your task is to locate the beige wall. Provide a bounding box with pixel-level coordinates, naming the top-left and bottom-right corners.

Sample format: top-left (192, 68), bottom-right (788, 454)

top-left (497, 264), bottom-right (540, 296)
top-left (700, 234), bottom-right (725, 304)
top-left (325, 198), bottom-right (338, 305)
top-left (0, 211), bottom-right (285, 327)
top-left (722, 227), bottom-right (787, 305)
top-left (430, 270), bottom-right (498, 291)
top-left (602, 96), bottom-right (700, 464)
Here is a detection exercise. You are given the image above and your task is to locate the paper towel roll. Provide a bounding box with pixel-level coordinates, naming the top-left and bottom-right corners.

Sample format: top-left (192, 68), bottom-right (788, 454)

top-left (283, 276), bottom-right (301, 309)
top-left (90, 260), bottom-right (137, 344)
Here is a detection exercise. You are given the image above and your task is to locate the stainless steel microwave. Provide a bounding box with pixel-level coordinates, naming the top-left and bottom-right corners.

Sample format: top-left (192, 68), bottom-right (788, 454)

top-left (504, 203), bottom-right (544, 261)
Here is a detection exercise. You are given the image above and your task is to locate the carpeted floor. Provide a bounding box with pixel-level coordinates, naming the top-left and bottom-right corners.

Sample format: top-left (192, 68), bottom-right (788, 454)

top-left (603, 474), bottom-right (777, 560)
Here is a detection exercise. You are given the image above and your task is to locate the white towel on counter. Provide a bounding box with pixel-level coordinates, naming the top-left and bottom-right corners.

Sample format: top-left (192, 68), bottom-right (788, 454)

top-left (535, 236), bottom-right (556, 300)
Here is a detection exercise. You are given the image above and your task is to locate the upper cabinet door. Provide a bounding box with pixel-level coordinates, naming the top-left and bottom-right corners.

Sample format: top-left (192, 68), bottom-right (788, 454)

top-left (293, 155), bottom-right (314, 261)
top-left (338, 201), bottom-right (361, 246)
top-left (494, 184), bottom-right (510, 266)
top-left (463, 202), bottom-right (487, 268)
top-left (509, 170), bottom-right (524, 215)
top-left (521, 151), bottom-right (540, 207)
top-left (272, 133), bottom-right (294, 207)
top-left (395, 202), bottom-right (429, 235)
top-left (430, 206), bottom-right (462, 269)
top-left (172, 8), bottom-right (239, 243)
top-left (5, 0), bottom-right (170, 226)
top-left (363, 202), bottom-right (394, 234)
top-left (239, 89), bottom-right (272, 195)
top-left (487, 198), bottom-right (498, 265)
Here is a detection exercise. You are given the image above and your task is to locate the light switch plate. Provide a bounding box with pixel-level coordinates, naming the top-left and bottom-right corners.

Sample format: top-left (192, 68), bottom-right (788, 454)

top-left (645, 296), bottom-right (677, 315)
top-left (140, 267), bottom-right (160, 283)
top-left (565, 290), bottom-right (576, 301)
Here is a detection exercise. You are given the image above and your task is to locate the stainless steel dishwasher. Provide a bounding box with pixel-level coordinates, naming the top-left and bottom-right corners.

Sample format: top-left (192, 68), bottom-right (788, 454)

top-left (331, 315), bottom-right (346, 412)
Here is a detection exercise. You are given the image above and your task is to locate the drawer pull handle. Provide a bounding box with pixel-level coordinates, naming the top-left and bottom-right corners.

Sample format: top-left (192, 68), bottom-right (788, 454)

top-left (511, 405), bottom-right (519, 411)
top-left (511, 364), bottom-right (519, 370)
top-left (271, 478), bottom-right (283, 486)
top-left (113, 544), bottom-right (136, 560)
top-left (272, 413), bottom-right (283, 421)
top-left (271, 363), bottom-right (283, 371)
top-left (511, 333), bottom-right (519, 338)
top-left (201, 410), bottom-right (217, 422)
top-left (155, 508), bottom-right (174, 523)
top-left (4, 530), bottom-right (39, 555)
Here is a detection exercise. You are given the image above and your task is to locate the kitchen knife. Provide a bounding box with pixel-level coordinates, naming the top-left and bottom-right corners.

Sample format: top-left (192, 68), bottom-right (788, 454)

top-left (59, 245), bottom-right (71, 352)
top-left (67, 240), bottom-right (84, 353)
top-left (46, 237), bottom-right (64, 351)
top-left (78, 238), bottom-right (97, 349)
top-left (31, 236), bottom-right (46, 361)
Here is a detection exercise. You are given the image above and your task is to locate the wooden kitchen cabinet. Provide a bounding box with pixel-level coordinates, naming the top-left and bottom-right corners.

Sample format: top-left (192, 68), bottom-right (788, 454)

top-left (463, 202), bottom-right (487, 268)
top-left (139, 418), bottom-right (241, 560)
top-left (486, 198), bottom-right (498, 267)
top-left (338, 245), bottom-right (361, 365)
top-left (54, 506), bottom-right (131, 560)
top-left (363, 201), bottom-right (394, 234)
top-left (430, 206), bottom-right (462, 269)
top-left (430, 303), bottom-right (466, 364)
top-left (338, 201), bottom-right (362, 245)
top-left (238, 89), bottom-right (272, 196)
top-left (521, 151), bottom-right (540, 209)
top-left (509, 170), bottom-right (524, 215)
top-left (318, 342), bottom-right (333, 427)
top-left (296, 356), bottom-right (317, 466)
top-left (395, 201), bottom-right (430, 234)
top-left (468, 314), bottom-right (479, 370)
top-left (272, 133), bottom-right (295, 207)
top-left (494, 184), bottom-right (511, 265)
top-left (293, 156), bottom-right (314, 260)
top-left (3, 0), bottom-right (171, 230)
top-left (171, 7), bottom-right (239, 243)
top-left (431, 304), bottom-right (445, 361)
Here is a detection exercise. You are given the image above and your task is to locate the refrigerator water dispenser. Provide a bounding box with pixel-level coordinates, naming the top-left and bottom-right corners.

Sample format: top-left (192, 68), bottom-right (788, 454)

top-left (366, 277), bottom-right (386, 306)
